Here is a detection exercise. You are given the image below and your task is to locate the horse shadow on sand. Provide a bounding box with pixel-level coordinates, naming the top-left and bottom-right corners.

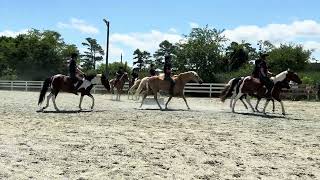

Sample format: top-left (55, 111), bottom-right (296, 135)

top-left (36, 109), bottom-right (110, 114)
top-left (231, 111), bottom-right (304, 120)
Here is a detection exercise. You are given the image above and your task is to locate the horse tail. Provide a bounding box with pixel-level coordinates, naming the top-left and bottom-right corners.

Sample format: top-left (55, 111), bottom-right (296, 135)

top-left (101, 74), bottom-right (111, 91)
top-left (38, 77), bottom-right (52, 105)
top-left (220, 77), bottom-right (242, 102)
top-left (135, 78), bottom-right (148, 96)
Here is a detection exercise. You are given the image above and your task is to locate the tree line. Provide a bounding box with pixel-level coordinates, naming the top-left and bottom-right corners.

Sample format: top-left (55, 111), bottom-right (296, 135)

top-left (0, 27), bottom-right (314, 83)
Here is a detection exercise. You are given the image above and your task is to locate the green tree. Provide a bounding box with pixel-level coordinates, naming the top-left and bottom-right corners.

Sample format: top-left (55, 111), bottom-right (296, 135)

top-left (153, 40), bottom-right (176, 67)
top-left (81, 38), bottom-right (104, 71)
top-left (268, 44), bottom-right (311, 73)
top-left (175, 25), bottom-right (227, 82)
top-left (133, 49), bottom-right (151, 69)
top-left (226, 41), bottom-right (256, 71)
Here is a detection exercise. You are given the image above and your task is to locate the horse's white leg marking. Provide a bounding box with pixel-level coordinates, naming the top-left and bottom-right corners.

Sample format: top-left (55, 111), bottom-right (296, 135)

top-left (79, 95), bottom-right (84, 110)
top-left (232, 93), bottom-right (243, 113)
top-left (230, 93), bottom-right (236, 109)
top-left (42, 92), bottom-right (53, 110)
top-left (280, 101), bottom-right (286, 115)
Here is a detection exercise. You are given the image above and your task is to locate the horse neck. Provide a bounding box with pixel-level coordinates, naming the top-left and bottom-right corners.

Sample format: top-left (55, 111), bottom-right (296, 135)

top-left (177, 73), bottom-right (193, 85)
top-left (273, 71), bottom-right (287, 84)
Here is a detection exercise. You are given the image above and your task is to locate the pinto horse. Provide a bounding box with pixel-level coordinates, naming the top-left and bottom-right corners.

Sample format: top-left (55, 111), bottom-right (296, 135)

top-left (38, 74), bottom-right (110, 111)
top-left (231, 70), bottom-right (302, 115)
top-left (109, 73), bottom-right (129, 101)
top-left (137, 71), bottom-right (203, 110)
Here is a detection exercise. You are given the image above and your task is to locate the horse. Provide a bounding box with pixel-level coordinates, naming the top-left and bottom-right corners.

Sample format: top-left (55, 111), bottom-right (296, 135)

top-left (38, 74), bottom-right (110, 111)
top-left (220, 77), bottom-right (276, 112)
top-left (109, 73), bottom-right (129, 101)
top-left (136, 71), bottom-right (203, 110)
top-left (231, 70), bottom-right (302, 115)
top-left (128, 78), bottom-right (141, 100)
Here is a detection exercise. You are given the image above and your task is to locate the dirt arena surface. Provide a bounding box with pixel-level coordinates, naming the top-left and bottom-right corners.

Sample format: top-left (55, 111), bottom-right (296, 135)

top-left (0, 90), bottom-right (319, 179)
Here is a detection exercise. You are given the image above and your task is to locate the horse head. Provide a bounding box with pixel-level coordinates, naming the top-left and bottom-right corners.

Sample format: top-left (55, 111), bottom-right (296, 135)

top-left (286, 69), bottom-right (302, 85)
top-left (188, 71), bottom-right (203, 84)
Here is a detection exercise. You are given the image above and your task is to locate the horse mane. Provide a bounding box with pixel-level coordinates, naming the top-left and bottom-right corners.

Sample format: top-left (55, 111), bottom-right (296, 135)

top-left (177, 71), bottom-right (198, 78)
top-left (273, 71), bottom-right (288, 84)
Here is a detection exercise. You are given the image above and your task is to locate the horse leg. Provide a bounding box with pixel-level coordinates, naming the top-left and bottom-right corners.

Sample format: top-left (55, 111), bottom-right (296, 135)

top-left (244, 95), bottom-right (255, 112)
top-left (154, 93), bottom-right (162, 110)
top-left (279, 100), bottom-right (286, 115)
top-left (182, 95), bottom-right (190, 110)
top-left (165, 96), bottom-right (173, 110)
top-left (272, 99), bottom-right (275, 112)
top-left (255, 98), bottom-right (261, 112)
top-left (52, 91), bottom-right (60, 111)
top-left (139, 92), bottom-right (148, 108)
top-left (232, 93), bottom-right (243, 113)
top-left (42, 92), bottom-right (53, 110)
top-left (88, 93), bottom-right (95, 110)
top-left (262, 99), bottom-right (271, 115)
top-left (240, 95), bottom-right (248, 109)
top-left (230, 93), bottom-right (236, 109)
top-left (79, 95), bottom-right (84, 110)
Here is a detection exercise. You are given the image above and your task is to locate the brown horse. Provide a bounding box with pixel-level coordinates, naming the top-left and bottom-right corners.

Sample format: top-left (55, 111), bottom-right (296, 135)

top-left (110, 73), bottom-right (129, 101)
top-left (38, 74), bottom-right (110, 111)
top-left (137, 71), bottom-right (203, 110)
top-left (231, 70), bottom-right (302, 115)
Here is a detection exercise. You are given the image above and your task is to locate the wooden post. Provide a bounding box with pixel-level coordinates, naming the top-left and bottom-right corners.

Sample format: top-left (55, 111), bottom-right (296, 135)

top-left (25, 82), bottom-right (28, 91)
top-left (11, 81), bottom-right (13, 91)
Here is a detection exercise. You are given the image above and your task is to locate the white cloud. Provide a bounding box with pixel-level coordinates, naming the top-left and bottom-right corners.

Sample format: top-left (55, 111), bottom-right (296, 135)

top-left (0, 29), bottom-right (28, 37)
top-left (169, 28), bottom-right (178, 33)
top-left (110, 30), bottom-right (182, 53)
top-left (189, 22), bottom-right (199, 29)
top-left (223, 20), bottom-right (320, 43)
top-left (57, 18), bottom-right (99, 34)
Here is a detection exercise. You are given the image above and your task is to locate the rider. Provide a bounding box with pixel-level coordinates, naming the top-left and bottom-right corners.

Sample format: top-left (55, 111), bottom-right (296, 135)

top-left (68, 53), bottom-right (83, 94)
top-left (149, 64), bottom-right (156, 76)
top-left (131, 68), bottom-right (139, 86)
top-left (115, 66), bottom-right (125, 86)
top-left (252, 53), bottom-right (274, 97)
top-left (163, 54), bottom-right (175, 95)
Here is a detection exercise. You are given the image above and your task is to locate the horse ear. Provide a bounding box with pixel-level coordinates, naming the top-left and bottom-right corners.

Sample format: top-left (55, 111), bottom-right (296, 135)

top-left (287, 68), bottom-right (291, 72)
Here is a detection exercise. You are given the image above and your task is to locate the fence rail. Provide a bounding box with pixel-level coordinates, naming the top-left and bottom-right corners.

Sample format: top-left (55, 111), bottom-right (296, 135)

top-left (0, 80), bottom-right (318, 100)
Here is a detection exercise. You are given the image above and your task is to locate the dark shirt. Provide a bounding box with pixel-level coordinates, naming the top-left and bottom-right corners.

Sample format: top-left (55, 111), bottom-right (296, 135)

top-left (164, 60), bottom-right (172, 76)
top-left (131, 72), bottom-right (139, 79)
top-left (259, 60), bottom-right (268, 78)
top-left (149, 68), bottom-right (156, 76)
top-left (69, 59), bottom-right (76, 76)
top-left (116, 70), bottom-right (124, 76)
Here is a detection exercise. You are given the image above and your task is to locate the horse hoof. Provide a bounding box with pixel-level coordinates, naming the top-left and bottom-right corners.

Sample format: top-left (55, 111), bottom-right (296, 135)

top-left (282, 113), bottom-right (286, 116)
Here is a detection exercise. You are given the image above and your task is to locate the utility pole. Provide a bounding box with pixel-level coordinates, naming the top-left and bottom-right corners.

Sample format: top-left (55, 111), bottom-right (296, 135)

top-left (103, 18), bottom-right (110, 78)
top-left (121, 53), bottom-right (123, 64)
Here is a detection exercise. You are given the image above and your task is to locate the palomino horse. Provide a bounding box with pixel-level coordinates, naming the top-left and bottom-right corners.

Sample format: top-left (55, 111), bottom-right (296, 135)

top-left (137, 71), bottom-right (203, 110)
top-left (38, 74), bottom-right (110, 111)
top-left (231, 70), bottom-right (302, 115)
top-left (110, 73), bottom-right (129, 101)
top-left (128, 78), bottom-right (141, 100)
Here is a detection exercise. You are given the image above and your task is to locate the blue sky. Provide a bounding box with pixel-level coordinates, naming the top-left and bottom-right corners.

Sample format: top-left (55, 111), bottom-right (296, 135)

top-left (1, 0), bottom-right (320, 64)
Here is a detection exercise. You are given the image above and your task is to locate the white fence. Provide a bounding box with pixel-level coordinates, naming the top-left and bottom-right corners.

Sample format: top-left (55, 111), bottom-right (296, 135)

top-left (0, 80), bottom-right (225, 97)
top-left (0, 80), bottom-right (318, 99)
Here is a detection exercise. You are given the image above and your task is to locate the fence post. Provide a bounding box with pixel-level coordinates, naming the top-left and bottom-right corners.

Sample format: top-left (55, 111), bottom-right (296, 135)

top-left (25, 82), bottom-right (28, 91)
top-left (94, 86), bottom-right (96, 94)
top-left (209, 84), bottom-right (212, 97)
top-left (11, 81), bottom-right (13, 91)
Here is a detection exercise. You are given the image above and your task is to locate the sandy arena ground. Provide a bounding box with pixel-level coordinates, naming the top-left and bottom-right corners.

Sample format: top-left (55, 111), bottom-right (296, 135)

top-left (0, 90), bottom-right (319, 179)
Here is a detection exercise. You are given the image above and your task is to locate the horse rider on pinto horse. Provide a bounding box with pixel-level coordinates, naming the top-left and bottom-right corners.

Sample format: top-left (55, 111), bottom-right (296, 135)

top-left (68, 53), bottom-right (84, 95)
top-left (252, 53), bottom-right (274, 98)
top-left (114, 66), bottom-right (125, 86)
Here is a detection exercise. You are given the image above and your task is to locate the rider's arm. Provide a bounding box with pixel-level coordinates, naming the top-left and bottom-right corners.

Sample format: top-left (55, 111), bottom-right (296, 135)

top-left (76, 67), bottom-right (84, 75)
